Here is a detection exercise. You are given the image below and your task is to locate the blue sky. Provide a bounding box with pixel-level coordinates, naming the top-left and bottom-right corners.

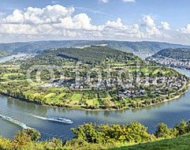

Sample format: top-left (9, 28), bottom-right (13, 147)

top-left (0, 0), bottom-right (190, 44)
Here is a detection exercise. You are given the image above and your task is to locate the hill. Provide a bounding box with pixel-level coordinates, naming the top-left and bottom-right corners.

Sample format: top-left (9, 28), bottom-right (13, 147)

top-left (111, 134), bottom-right (190, 150)
top-left (0, 46), bottom-right (188, 110)
top-left (147, 48), bottom-right (190, 69)
top-left (0, 50), bottom-right (10, 58)
top-left (22, 46), bottom-right (139, 66)
top-left (151, 48), bottom-right (190, 60)
top-left (0, 41), bottom-right (189, 57)
top-left (106, 41), bottom-right (190, 53)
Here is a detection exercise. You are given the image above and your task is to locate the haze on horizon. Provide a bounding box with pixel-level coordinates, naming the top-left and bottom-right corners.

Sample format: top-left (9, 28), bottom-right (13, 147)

top-left (0, 0), bottom-right (190, 45)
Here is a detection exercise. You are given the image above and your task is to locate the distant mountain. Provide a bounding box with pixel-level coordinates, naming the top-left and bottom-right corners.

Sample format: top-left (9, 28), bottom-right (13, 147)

top-left (0, 50), bottom-right (10, 58)
top-left (106, 41), bottom-right (190, 59)
top-left (151, 48), bottom-right (190, 60)
top-left (106, 41), bottom-right (190, 53)
top-left (0, 40), bottom-right (189, 57)
top-left (146, 48), bottom-right (190, 69)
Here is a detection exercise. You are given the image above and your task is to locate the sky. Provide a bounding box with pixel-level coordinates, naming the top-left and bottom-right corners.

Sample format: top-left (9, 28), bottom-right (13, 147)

top-left (0, 0), bottom-right (190, 44)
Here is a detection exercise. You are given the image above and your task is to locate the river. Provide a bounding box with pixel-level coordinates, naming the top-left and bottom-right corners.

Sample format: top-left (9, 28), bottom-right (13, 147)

top-left (0, 54), bottom-right (28, 63)
top-left (0, 56), bottom-right (190, 141)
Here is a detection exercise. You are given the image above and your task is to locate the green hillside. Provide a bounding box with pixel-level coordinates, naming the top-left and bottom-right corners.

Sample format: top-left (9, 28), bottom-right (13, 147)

top-left (111, 134), bottom-right (190, 150)
top-left (0, 50), bottom-right (10, 58)
top-left (152, 48), bottom-right (190, 60)
top-left (22, 46), bottom-right (139, 66)
top-left (106, 41), bottom-right (190, 53)
top-left (0, 40), bottom-right (189, 55)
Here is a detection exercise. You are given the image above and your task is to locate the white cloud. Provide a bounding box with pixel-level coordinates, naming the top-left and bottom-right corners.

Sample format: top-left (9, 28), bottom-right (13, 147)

top-left (142, 15), bottom-right (155, 28)
top-left (179, 24), bottom-right (190, 34)
top-left (142, 15), bottom-right (161, 36)
top-left (161, 21), bottom-right (170, 30)
top-left (105, 18), bottom-right (124, 29)
top-left (5, 9), bottom-right (24, 23)
top-left (0, 4), bottom-right (188, 44)
top-left (0, 5), bottom-right (105, 41)
top-left (175, 24), bottom-right (190, 44)
top-left (5, 5), bottom-right (75, 24)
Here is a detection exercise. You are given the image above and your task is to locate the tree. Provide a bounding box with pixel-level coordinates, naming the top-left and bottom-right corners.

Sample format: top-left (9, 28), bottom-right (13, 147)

top-left (126, 122), bottom-right (151, 143)
top-left (48, 138), bottom-right (63, 149)
top-left (13, 129), bottom-right (41, 149)
top-left (155, 123), bottom-right (172, 138)
top-left (71, 123), bottom-right (105, 144)
top-left (13, 130), bottom-right (32, 149)
top-left (174, 120), bottom-right (187, 135)
top-left (0, 137), bottom-right (13, 150)
top-left (23, 129), bottom-right (41, 141)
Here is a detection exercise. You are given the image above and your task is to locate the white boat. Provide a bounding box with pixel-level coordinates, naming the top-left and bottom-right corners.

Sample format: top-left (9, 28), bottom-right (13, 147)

top-left (47, 117), bottom-right (73, 124)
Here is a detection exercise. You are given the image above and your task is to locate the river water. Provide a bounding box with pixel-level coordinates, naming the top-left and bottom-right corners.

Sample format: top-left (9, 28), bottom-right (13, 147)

top-left (0, 56), bottom-right (190, 141)
top-left (0, 54), bottom-right (27, 63)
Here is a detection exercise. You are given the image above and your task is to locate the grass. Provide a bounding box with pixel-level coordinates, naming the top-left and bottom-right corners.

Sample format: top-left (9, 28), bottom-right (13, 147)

top-left (113, 63), bottom-right (126, 66)
top-left (110, 134), bottom-right (190, 150)
top-left (86, 98), bottom-right (99, 106)
top-left (69, 93), bottom-right (82, 105)
top-left (56, 93), bottom-right (66, 99)
top-left (44, 93), bottom-right (56, 103)
top-left (93, 98), bottom-right (99, 105)
top-left (44, 93), bottom-right (56, 98)
top-left (49, 87), bottom-right (64, 92)
top-left (3, 73), bottom-right (23, 77)
top-left (86, 99), bottom-right (94, 106)
top-left (71, 93), bottom-right (82, 101)
top-left (141, 67), bottom-right (150, 74)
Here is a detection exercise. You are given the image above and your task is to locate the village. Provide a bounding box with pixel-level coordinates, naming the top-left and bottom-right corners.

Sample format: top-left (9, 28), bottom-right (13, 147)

top-left (42, 72), bottom-right (187, 100)
top-left (147, 57), bottom-right (190, 69)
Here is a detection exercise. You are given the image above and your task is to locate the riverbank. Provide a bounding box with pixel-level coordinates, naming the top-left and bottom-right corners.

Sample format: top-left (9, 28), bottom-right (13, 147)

top-left (139, 85), bottom-right (189, 110)
top-left (0, 80), bottom-right (189, 111)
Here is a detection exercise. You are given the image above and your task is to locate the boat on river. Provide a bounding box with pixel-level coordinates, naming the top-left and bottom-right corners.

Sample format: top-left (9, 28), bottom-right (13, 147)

top-left (30, 114), bottom-right (73, 124)
top-left (47, 117), bottom-right (73, 124)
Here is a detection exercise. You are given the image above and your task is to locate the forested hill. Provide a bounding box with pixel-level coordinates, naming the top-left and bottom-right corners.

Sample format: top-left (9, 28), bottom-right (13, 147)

top-left (152, 48), bottom-right (190, 60)
top-left (22, 46), bottom-right (140, 66)
top-left (56, 46), bottom-right (138, 63)
top-left (0, 40), bottom-right (190, 55)
top-left (106, 41), bottom-right (190, 53)
top-left (0, 49), bottom-right (10, 58)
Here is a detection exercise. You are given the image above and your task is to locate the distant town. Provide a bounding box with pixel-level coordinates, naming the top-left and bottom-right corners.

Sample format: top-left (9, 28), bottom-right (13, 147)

top-left (147, 56), bottom-right (190, 69)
